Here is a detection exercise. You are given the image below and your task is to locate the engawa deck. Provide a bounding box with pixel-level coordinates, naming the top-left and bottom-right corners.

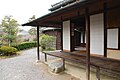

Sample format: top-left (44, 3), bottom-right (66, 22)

top-left (42, 51), bottom-right (120, 72)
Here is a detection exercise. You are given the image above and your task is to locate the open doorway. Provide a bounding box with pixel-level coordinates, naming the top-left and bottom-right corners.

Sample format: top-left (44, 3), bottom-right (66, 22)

top-left (71, 17), bottom-right (86, 52)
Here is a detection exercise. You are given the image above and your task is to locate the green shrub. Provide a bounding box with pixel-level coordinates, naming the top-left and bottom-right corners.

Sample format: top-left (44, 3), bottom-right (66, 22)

top-left (13, 41), bottom-right (37, 50)
top-left (45, 48), bottom-right (55, 51)
top-left (40, 34), bottom-right (55, 50)
top-left (0, 46), bottom-right (18, 56)
top-left (40, 47), bottom-right (55, 52)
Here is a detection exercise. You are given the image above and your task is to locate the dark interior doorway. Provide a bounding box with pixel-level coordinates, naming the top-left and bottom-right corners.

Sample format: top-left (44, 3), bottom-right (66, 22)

top-left (71, 16), bottom-right (86, 51)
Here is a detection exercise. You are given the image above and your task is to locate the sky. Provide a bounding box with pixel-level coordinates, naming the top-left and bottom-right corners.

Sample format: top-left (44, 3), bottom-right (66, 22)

top-left (0, 0), bottom-right (61, 31)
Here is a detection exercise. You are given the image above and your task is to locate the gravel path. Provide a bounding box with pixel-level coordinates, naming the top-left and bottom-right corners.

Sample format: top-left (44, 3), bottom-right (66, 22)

top-left (0, 48), bottom-right (79, 80)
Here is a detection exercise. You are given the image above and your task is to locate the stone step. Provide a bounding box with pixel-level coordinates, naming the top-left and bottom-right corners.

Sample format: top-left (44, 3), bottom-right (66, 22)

top-left (48, 59), bottom-right (65, 73)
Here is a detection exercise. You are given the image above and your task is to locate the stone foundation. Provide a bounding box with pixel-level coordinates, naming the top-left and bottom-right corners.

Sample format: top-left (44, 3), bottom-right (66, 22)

top-left (65, 61), bottom-right (120, 80)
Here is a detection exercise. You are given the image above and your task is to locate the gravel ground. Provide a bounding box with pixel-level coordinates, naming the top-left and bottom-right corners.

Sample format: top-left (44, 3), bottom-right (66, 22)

top-left (0, 48), bottom-right (79, 80)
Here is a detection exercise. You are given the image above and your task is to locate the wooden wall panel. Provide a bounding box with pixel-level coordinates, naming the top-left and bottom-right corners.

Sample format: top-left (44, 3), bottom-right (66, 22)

top-left (107, 7), bottom-right (120, 28)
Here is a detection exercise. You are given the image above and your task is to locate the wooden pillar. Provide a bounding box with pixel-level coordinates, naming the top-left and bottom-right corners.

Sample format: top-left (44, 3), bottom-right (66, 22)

top-left (96, 66), bottom-right (100, 80)
top-left (118, 28), bottom-right (120, 50)
top-left (45, 53), bottom-right (47, 62)
top-left (70, 22), bottom-right (74, 52)
top-left (61, 23), bottom-right (63, 51)
top-left (83, 31), bottom-right (85, 44)
top-left (61, 17), bottom-right (63, 51)
top-left (103, 3), bottom-right (107, 57)
top-left (85, 8), bottom-right (90, 80)
top-left (63, 58), bottom-right (65, 70)
top-left (37, 26), bottom-right (40, 60)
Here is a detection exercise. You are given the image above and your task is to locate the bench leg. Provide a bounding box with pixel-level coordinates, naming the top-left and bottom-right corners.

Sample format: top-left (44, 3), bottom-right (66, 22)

top-left (45, 53), bottom-right (47, 62)
top-left (63, 58), bottom-right (65, 70)
top-left (96, 66), bottom-right (100, 80)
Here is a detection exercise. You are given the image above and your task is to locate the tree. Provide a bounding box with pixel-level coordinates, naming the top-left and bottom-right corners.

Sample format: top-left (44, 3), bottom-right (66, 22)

top-left (28, 15), bottom-right (36, 22)
top-left (28, 28), bottom-right (37, 41)
top-left (28, 28), bottom-right (37, 35)
top-left (0, 15), bottom-right (19, 46)
top-left (28, 15), bottom-right (37, 41)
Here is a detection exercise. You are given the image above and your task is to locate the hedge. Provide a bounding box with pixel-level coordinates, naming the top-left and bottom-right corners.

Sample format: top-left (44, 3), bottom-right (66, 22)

top-left (13, 41), bottom-right (37, 50)
top-left (0, 46), bottom-right (18, 56)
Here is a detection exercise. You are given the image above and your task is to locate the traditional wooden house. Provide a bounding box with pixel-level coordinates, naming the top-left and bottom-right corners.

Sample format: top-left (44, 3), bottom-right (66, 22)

top-left (22, 0), bottom-right (120, 80)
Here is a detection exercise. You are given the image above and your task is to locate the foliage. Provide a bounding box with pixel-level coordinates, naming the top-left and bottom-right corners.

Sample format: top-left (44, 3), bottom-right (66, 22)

top-left (2, 35), bottom-right (16, 40)
top-left (28, 15), bottom-right (36, 22)
top-left (0, 33), bottom-right (2, 46)
top-left (28, 15), bottom-right (37, 41)
top-left (0, 15), bottom-right (19, 46)
top-left (41, 47), bottom-right (55, 51)
top-left (40, 34), bottom-right (55, 50)
top-left (28, 28), bottom-right (37, 35)
top-left (0, 56), bottom-right (12, 59)
top-left (13, 41), bottom-right (37, 50)
top-left (0, 46), bottom-right (18, 56)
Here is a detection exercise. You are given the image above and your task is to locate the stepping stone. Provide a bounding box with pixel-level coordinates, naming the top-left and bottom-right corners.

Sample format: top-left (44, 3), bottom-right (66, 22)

top-left (48, 59), bottom-right (65, 73)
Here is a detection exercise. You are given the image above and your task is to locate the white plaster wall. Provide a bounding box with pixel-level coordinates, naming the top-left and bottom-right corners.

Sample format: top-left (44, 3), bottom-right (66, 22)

top-left (90, 13), bottom-right (104, 55)
top-left (63, 20), bottom-right (70, 51)
top-left (107, 29), bottom-right (118, 49)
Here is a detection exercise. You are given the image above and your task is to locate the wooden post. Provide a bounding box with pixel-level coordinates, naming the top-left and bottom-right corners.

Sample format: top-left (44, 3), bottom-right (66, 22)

top-left (104, 3), bottom-right (107, 57)
top-left (118, 28), bottom-right (120, 50)
top-left (45, 53), bottom-right (47, 62)
top-left (96, 66), bottom-right (100, 80)
top-left (85, 7), bottom-right (90, 80)
top-left (37, 26), bottom-right (40, 60)
top-left (61, 17), bottom-right (63, 51)
top-left (70, 22), bottom-right (74, 52)
top-left (63, 58), bottom-right (65, 70)
top-left (83, 31), bottom-right (85, 44)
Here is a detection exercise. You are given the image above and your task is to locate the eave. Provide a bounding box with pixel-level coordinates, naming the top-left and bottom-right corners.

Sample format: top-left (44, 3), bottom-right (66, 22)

top-left (22, 0), bottom-right (120, 27)
top-left (22, 0), bottom-right (95, 27)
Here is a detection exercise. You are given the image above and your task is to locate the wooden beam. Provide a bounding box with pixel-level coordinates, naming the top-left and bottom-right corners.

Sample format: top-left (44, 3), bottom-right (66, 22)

top-left (37, 26), bottom-right (40, 60)
top-left (85, 7), bottom-right (90, 80)
top-left (103, 3), bottom-right (107, 57)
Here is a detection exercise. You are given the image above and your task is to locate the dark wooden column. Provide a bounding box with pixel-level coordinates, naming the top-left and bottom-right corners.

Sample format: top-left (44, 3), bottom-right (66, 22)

top-left (96, 66), bottom-right (100, 80)
top-left (61, 17), bottom-right (63, 51)
top-left (70, 22), bottom-right (74, 52)
top-left (83, 31), bottom-right (85, 44)
top-left (37, 26), bottom-right (40, 60)
top-left (103, 3), bottom-right (107, 57)
top-left (85, 8), bottom-right (90, 80)
top-left (118, 28), bottom-right (120, 50)
top-left (61, 23), bottom-right (63, 51)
